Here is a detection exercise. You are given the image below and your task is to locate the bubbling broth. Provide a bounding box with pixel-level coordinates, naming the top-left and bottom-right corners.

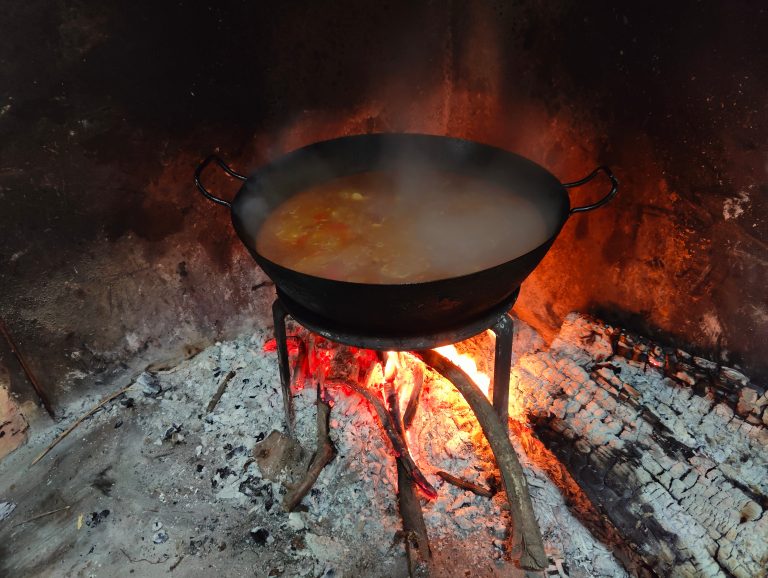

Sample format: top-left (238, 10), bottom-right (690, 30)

top-left (256, 171), bottom-right (551, 283)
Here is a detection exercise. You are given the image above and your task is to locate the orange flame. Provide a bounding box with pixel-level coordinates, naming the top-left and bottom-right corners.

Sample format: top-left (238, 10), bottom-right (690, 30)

top-left (384, 351), bottom-right (399, 382)
top-left (432, 344), bottom-right (491, 397)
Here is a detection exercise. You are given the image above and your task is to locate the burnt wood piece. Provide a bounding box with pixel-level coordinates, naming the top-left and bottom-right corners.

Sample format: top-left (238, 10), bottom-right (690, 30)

top-left (414, 350), bottom-right (547, 571)
top-left (514, 313), bottom-right (768, 578)
top-left (398, 459), bottom-right (432, 578)
top-left (402, 363), bottom-right (424, 430)
top-left (436, 471), bottom-right (494, 498)
top-left (205, 370), bottom-right (236, 413)
top-left (599, 317), bottom-right (768, 424)
top-left (381, 355), bottom-right (401, 427)
top-left (283, 382), bottom-right (336, 511)
top-left (32, 382), bottom-right (135, 465)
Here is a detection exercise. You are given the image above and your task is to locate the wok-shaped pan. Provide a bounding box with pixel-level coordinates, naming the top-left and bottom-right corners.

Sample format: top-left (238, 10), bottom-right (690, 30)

top-left (195, 133), bottom-right (617, 336)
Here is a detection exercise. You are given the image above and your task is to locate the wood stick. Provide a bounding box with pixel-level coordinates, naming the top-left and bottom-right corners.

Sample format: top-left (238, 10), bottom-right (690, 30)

top-left (12, 505), bottom-right (71, 527)
top-left (382, 377), bottom-right (402, 432)
top-left (385, 368), bottom-right (432, 577)
top-left (0, 316), bottom-right (55, 418)
top-left (436, 470), bottom-right (494, 498)
top-left (336, 379), bottom-right (437, 500)
top-left (414, 350), bottom-right (547, 571)
top-left (398, 459), bottom-right (432, 577)
top-left (31, 383), bottom-right (135, 465)
top-left (169, 555), bottom-right (185, 572)
top-left (205, 370), bottom-right (236, 413)
top-left (119, 548), bottom-right (169, 565)
top-left (283, 382), bottom-right (336, 511)
top-left (402, 364), bottom-right (424, 430)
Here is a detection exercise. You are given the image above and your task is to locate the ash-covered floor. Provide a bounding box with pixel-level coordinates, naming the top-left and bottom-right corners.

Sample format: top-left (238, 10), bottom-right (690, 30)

top-left (0, 320), bottom-right (625, 578)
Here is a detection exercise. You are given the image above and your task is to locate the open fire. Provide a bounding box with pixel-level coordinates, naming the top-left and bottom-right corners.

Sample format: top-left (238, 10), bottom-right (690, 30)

top-left (259, 310), bottom-right (768, 578)
top-left (3, 305), bottom-right (764, 577)
top-left (261, 325), bottom-right (546, 573)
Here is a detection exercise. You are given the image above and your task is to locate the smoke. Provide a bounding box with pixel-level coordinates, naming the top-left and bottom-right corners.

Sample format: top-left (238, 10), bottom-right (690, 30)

top-left (377, 150), bottom-right (557, 279)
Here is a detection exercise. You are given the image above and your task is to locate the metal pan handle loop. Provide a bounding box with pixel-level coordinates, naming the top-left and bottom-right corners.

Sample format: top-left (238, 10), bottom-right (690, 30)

top-left (563, 166), bottom-right (619, 214)
top-left (194, 154), bottom-right (247, 209)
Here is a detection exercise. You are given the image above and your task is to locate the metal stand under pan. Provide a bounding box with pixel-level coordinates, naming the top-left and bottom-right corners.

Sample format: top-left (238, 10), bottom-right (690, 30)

top-left (271, 288), bottom-right (519, 433)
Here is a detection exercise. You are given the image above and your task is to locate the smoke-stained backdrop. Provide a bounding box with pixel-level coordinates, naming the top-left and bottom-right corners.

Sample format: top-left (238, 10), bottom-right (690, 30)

top-left (1, 1), bottom-right (766, 410)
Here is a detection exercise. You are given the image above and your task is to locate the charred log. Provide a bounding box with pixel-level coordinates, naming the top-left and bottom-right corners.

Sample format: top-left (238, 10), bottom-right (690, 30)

top-left (512, 313), bottom-right (768, 578)
top-left (581, 313), bottom-right (768, 425)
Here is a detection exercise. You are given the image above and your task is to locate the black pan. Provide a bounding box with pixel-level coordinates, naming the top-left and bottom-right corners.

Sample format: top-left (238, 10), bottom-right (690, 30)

top-left (195, 133), bottom-right (617, 335)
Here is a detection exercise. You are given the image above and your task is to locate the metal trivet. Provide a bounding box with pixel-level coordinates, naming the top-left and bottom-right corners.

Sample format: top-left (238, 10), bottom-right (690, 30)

top-left (272, 288), bottom-right (519, 430)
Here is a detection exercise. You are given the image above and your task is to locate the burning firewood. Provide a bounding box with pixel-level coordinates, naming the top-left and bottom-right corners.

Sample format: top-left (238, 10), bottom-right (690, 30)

top-left (402, 363), bottom-right (424, 430)
top-left (414, 350), bottom-right (548, 571)
top-left (380, 354), bottom-right (433, 577)
top-left (272, 329), bottom-right (547, 570)
top-left (280, 346), bottom-right (437, 575)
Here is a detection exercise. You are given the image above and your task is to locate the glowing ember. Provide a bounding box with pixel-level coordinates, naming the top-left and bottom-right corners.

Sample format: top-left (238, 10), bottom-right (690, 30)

top-left (262, 336), bottom-right (302, 355)
top-left (264, 333), bottom-right (518, 420)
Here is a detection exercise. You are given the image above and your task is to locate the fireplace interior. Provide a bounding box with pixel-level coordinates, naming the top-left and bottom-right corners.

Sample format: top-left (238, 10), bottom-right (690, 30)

top-left (0, 2), bottom-right (766, 577)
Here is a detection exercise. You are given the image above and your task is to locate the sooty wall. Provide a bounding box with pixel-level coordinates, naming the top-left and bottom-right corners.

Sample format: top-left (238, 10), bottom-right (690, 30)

top-left (1, 1), bottom-right (765, 412)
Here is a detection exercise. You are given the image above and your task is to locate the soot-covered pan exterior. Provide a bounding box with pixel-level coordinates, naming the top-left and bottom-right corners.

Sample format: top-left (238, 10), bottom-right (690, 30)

top-left (195, 133), bottom-right (617, 334)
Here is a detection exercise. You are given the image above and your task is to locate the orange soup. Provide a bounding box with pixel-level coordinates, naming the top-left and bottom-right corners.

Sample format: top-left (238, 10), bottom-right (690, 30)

top-left (256, 171), bottom-right (550, 283)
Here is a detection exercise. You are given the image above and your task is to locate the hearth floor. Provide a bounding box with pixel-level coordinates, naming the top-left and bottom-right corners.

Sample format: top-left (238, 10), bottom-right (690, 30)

top-left (0, 320), bottom-right (626, 578)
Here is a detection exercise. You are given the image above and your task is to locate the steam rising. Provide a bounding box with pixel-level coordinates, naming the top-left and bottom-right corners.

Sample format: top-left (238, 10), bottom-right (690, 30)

top-left (254, 159), bottom-right (555, 284)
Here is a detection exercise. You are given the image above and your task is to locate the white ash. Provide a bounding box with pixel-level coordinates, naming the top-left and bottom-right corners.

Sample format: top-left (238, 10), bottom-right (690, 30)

top-left (155, 320), bottom-right (625, 576)
top-left (7, 317), bottom-right (627, 577)
top-left (0, 501), bottom-right (15, 522)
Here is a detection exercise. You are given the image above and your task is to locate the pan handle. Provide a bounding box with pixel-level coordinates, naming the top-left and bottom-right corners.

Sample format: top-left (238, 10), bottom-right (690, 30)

top-left (194, 154), bottom-right (247, 208)
top-left (563, 166), bottom-right (619, 214)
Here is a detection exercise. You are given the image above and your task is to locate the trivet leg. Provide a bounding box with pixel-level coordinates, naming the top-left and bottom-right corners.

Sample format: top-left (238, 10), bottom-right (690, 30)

top-left (272, 299), bottom-right (294, 435)
top-left (491, 314), bottom-right (514, 431)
